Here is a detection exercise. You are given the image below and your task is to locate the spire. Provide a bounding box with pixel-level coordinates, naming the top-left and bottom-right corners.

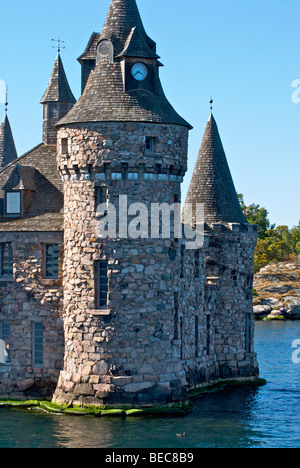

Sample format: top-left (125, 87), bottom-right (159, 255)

top-left (58, 0), bottom-right (191, 129)
top-left (41, 53), bottom-right (76, 104)
top-left (184, 113), bottom-right (247, 225)
top-left (41, 53), bottom-right (76, 144)
top-left (100, 0), bottom-right (156, 57)
top-left (0, 113), bottom-right (18, 168)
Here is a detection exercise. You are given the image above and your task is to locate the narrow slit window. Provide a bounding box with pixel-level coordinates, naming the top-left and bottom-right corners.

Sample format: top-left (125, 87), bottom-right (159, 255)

top-left (195, 250), bottom-right (200, 278)
top-left (60, 138), bottom-right (69, 155)
top-left (96, 261), bottom-right (108, 308)
top-left (180, 245), bottom-right (185, 278)
top-left (0, 243), bottom-right (13, 278)
top-left (33, 322), bottom-right (43, 368)
top-left (174, 292), bottom-right (179, 340)
top-left (195, 316), bottom-right (199, 358)
top-left (95, 186), bottom-right (108, 213)
top-left (206, 315), bottom-right (211, 356)
top-left (0, 321), bottom-right (11, 364)
top-left (246, 314), bottom-right (252, 353)
top-left (45, 244), bottom-right (59, 279)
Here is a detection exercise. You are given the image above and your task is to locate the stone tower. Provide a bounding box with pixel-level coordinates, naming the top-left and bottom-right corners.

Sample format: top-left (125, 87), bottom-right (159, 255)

top-left (0, 113), bottom-right (18, 168)
top-left (53, 0), bottom-right (193, 407)
top-left (184, 113), bottom-right (259, 381)
top-left (40, 53), bottom-right (76, 145)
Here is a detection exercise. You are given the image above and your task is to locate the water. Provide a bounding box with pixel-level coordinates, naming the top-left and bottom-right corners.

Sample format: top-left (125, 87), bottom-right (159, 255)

top-left (0, 321), bottom-right (300, 448)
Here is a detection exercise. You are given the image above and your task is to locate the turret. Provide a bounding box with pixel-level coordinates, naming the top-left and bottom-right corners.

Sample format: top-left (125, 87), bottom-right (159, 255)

top-left (184, 113), bottom-right (246, 225)
top-left (0, 113), bottom-right (18, 168)
top-left (40, 53), bottom-right (76, 145)
top-left (53, 0), bottom-right (192, 408)
top-left (184, 111), bottom-right (259, 381)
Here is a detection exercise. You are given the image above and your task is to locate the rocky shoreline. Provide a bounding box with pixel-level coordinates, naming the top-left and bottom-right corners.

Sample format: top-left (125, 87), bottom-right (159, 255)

top-left (253, 262), bottom-right (300, 321)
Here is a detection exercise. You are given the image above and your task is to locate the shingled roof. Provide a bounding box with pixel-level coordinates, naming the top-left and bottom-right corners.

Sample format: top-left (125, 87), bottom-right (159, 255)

top-left (0, 114), bottom-right (18, 169)
top-left (184, 114), bottom-right (247, 225)
top-left (100, 0), bottom-right (158, 58)
top-left (40, 53), bottom-right (76, 104)
top-left (0, 144), bottom-right (63, 231)
top-left (58, 0), bottom-right (191, 129)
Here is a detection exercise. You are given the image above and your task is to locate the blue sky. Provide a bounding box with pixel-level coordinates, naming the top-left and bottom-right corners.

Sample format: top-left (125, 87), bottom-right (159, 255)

top-left (0, 0), bottom-right (299, 228)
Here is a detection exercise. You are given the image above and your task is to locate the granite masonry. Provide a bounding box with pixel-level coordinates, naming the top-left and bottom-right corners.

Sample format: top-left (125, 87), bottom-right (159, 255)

top-left (0, 0), bottom-right (259, 407)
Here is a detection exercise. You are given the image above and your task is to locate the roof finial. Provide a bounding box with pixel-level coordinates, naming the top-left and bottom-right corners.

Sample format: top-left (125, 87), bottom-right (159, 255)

top-left (5, 85), bottom-right (8, 114)
top-left (209, 97), bottom-right (213, 111)
top-left (52, 36), bottom-right (65, 54)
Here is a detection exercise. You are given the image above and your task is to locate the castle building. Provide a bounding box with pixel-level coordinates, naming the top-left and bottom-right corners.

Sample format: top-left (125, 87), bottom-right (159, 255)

top-left (0, 0), bottom-right (259, 406)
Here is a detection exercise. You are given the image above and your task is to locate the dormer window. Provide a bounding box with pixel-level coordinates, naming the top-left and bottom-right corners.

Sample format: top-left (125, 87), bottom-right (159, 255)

top-left (5, 191), bottom-right (21, 216)
top-left (96, 40), bottom-right (114, 63)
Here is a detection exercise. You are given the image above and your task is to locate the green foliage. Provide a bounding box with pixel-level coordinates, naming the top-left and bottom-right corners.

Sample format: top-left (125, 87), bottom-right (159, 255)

top-left (238, 194), bottom-right (300, 272)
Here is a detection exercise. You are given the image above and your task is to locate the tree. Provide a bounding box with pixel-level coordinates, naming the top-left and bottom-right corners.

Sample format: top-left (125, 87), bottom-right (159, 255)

top-left (238, 194), bottom-right (274, 239)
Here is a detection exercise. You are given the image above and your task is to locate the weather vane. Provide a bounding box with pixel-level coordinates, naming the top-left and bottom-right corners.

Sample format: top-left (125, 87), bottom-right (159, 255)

top-left (5, 86), bottom-right (8, 113)
top-left (209, 97), bottom-right (213, 111)
top-left (52, 36), bottom-right (65, 54)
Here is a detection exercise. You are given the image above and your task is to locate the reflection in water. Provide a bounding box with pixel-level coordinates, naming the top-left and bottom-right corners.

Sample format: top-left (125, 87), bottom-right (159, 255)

top-left (0, 321), bottom-right (300, 448)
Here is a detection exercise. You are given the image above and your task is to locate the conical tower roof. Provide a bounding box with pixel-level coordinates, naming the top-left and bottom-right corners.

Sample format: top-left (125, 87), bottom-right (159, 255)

top-left (184, 114), bottom-right (247, 225)
top-left (100, 0), bottom-right (157, 58)
top-left (58, 0), bottom-right (191, 128)
top-left (0, 114), bottom-right (18, 168)
top-left (41, 53), bottom-right (76, 104)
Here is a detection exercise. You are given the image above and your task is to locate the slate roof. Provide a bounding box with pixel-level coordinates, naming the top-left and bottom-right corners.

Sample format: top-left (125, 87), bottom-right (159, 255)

top-left (184, 114), bottom-right (247, 225)
top-left (0, 114), bottom-right (18, 169)
top-left (100, 0), bottom-right (158, 58)
top-left (77, 32), bottom-right (100, 63)
top-left (58, 0), bottom-right (191, 129)
top-left (0, 144), bottom-right (63, 232)
top-left (40, 54), bottom-right (76, 104)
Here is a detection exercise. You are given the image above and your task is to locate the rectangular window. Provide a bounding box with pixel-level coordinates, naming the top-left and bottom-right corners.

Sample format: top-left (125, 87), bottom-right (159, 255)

top-left (144, 173), bottom-right (154, 180)
top-left (195, 316), bottom-right (199, 358)
top-left (6, 191), bottom-right (21, 215)
top-left (96, 261), bottom-right (108, 308)
top-left (95, 186), bottom-right (108, 212)
top-left (180, 317), bottom-right (183, 360)
top-left (45, 244), bottom-right (59, 279)
top-left (60, 138), bottom-right (69, 155)
top-left (206, 315), bottom-right (211, 356)
top-left (180, 245), bottom-right (185, 279)
top-left (246, 314), bottom-right (252, 353)
top-left (145, 137), bottom-right (155, 153)
top-left (174, 292), bottom-right (179, 340)
top-left (0, 243), bottom-right (13, 278)
top-left (111, 173), bottom-right (122, 180)
top-left (0, 321), bottom-right (10, 364)
top-left (33, 322), bottom-right (43, 368)
top-left (128, 173), bottom-right (139, 180)
top-left (195, 250), bottom-right (200, 278)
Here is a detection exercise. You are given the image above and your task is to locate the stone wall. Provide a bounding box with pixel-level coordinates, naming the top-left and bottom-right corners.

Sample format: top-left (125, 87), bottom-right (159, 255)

top-left (53, 121), bottom-right (193, 406)
top-left (204, 223), bottom-right (259, 380)
top-left (0, 231), bottom-right (64, 398)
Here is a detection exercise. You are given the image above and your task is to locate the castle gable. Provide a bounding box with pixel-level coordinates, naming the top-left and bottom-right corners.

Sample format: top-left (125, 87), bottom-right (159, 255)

top-left (0, 144), bottom-right (63, 231)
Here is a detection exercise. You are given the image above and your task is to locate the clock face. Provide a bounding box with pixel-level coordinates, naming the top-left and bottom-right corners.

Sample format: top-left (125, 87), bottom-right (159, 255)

top-left (131, 62), bottom-right (148, 81)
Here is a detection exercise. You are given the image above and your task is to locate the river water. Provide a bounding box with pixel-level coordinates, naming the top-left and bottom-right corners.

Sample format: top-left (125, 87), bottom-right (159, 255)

top-left (0, 321), bottom-right (300, 448)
